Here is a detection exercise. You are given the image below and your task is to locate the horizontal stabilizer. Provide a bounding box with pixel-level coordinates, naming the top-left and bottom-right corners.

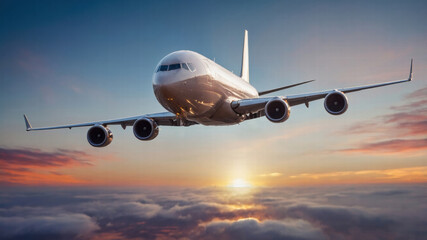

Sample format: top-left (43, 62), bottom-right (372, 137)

top-left (258, 80), bottom-right (315, 96)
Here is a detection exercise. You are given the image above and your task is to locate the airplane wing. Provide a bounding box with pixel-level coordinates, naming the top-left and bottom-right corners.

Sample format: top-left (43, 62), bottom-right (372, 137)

top-left (232, 59), bottom-right (413, 115)
top-left (24, 112), bottom-right (197, 131)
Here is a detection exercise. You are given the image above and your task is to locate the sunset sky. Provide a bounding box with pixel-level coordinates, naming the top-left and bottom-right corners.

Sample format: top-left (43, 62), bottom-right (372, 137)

top-left (1, 0), bottom-right (426, 239)
top-left (1, 0), bottom-right (426, 188)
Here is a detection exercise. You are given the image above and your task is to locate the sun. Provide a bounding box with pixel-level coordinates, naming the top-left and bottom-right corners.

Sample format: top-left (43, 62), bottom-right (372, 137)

top-left (228, 178), bottom-right (252, 188)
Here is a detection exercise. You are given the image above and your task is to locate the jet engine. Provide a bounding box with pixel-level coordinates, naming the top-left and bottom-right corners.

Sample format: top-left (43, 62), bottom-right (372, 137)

top-left (324, 91), bottom-right (348, 115)
top-left (87, 125), bottom-right (113, 147)
top-left (265, 98), bottom-right (291, 123)
top-left (133, 118), bottom-right (159, 141)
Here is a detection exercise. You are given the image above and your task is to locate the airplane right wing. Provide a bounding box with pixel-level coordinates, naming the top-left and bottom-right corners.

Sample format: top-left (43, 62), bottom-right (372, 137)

top-left (232, 59), bottom-right (413, 115)
top-left (24, 111), bottom-right (198, 147)
top-left (24, 111), bottom-right (197, 132)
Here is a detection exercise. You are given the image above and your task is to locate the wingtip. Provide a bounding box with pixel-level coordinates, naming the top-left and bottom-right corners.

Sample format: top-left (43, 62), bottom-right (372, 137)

top-left (409, 58), bottom-right (413, 81)
top-left (23, 114), bottom-right (32, 131)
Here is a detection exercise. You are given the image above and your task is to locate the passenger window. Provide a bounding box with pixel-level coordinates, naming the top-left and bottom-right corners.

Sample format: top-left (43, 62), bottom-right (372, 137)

top-left (181, 63), bottom-right (189, 70)
top-left (187, 63), bottom-right (196, 72)
top-left (159, 65), bottom-right (168, 71)
top-left (168, 63), bottom-right (181, 71)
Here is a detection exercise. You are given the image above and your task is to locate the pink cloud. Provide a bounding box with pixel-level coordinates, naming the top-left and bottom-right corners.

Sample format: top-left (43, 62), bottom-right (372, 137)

top-left (406, 86), bottom-right (427, 100)
top-left (0, 147), bottom-right (96, 185)
top-left (340, 138), bottom-right (427, 155)
top-left (338, 86), bottom-right (427, 154)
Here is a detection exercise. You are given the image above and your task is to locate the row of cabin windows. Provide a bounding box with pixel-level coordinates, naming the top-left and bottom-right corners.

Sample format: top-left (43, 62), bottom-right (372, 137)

top-left (157, 63), bottom-right (195, 72)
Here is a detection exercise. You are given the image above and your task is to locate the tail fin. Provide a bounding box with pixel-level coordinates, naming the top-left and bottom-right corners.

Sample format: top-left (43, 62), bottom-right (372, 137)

top-left (240, 30), bottom-right (249, 82)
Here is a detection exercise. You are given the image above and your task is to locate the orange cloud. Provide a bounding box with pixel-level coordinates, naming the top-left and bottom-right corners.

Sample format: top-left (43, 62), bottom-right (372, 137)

top-left (259, 172), bottom-right (283, 177)
top-left (287, 166), bottom-right (427, 185)
top-left (0, 147), bottom-right (97, 185)
top-left (340, 138), bottom-right (427, 155)
top-left (3, 168), bottom-right (86, 185)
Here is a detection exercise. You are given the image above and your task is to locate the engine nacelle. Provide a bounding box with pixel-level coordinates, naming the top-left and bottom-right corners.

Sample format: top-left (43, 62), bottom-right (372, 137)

top-left (265, 98), bottom-right (291, 123)
top-left (133, 118), bottom-right (159, 141)
top-left (87, 125), bottom-right (113, 147)
top-left (324, 91), bottom-right (348, 115)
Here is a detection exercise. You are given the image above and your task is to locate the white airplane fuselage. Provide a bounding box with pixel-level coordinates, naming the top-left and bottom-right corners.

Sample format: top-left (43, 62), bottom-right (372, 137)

top-left (153, 50), bottom-right (258, 125)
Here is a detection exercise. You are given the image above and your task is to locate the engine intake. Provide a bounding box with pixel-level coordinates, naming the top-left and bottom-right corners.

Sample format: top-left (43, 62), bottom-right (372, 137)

top-left (133, 118), bottom-right (159, 141)
top-left (324, 91), bottom-right (348, 115)
top-left (265, 98), bottom-right (290, 123)
top-left (87, 125), bottom-right (113, 147)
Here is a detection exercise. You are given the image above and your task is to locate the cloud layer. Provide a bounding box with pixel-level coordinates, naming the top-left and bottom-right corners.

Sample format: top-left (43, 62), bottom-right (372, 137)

top-left (0, 184), bottom-right (426, 239)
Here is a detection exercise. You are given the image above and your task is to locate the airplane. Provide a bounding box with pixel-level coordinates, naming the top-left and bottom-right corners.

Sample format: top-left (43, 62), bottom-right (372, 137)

top-left (24, 30), bottom-right (413, 147)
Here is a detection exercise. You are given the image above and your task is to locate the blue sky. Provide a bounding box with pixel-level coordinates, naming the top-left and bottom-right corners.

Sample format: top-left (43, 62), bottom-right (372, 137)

top-left (0, 0), bottom-right (426, 187)
top-left (1, 1), bottom-right (427, 239)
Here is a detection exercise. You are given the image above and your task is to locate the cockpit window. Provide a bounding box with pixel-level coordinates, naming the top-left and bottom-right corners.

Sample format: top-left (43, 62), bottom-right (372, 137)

top-left (187, 63), bottom-right (196, 72)
top-left (156, 63), bottom-right (195, 73)
top-left (181, 63), bottom-right (189, 70)
top-left (168, 63), bottom-right (181, 71)
top-left (159, 65), bottom-right (168, 72)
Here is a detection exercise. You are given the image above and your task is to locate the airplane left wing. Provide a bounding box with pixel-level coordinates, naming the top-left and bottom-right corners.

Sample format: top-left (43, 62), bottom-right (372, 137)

top-left (232, 59), bottom-right (413, 115)
top-left (24, 112), bottom-right (197, 131)
top-left (286, 77), bottom-right (411, 107)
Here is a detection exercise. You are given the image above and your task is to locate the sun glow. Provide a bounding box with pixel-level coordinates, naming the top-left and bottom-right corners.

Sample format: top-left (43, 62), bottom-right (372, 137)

top-left (228, 178), bottom-right (252, 188)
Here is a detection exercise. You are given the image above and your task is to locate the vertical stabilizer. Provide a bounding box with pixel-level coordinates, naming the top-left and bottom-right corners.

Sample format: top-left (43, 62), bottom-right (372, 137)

top-left (240, 30), bottom-right (249, 82)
